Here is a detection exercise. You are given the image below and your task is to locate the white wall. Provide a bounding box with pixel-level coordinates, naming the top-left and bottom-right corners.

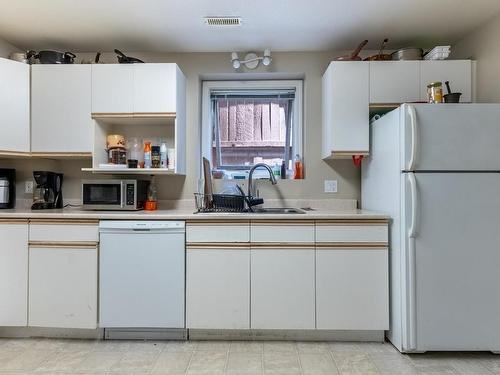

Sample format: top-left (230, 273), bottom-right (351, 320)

top-left (1, 50), bottom-right (379, 204)
top-left (0, 36), bottom-right (19, 58)
top-left (452, 13), bottom-right (500, 102)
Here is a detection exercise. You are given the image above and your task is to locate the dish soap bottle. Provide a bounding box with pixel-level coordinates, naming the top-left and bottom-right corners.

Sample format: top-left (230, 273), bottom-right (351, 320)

top-left (145, 177), bottom-right (158, 211)
top-left (294, 154), bottom-right (303, 179)
top-left (280, 160), bottom-right (286, 179)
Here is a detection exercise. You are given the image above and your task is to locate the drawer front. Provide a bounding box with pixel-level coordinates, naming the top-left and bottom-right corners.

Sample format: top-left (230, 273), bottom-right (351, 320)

top-left (251, 221), bottom-right (315, 244)
top-left (29, 220), bottom-right (99, 243)
top-left (315, 221), bottom-right (388, 243)
top-left (186, 221), bottom-right (250, 243)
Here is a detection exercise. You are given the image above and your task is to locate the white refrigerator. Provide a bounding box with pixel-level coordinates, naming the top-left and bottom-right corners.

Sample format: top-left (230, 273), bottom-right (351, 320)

top-left (362, 104), bottom-right (500, 353)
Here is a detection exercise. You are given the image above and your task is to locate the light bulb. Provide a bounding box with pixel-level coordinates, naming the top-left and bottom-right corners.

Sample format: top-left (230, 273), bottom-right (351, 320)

top-left (262, 49), bottom-right (272, 66)
top-left (231, 52), bottom-right (240, 69)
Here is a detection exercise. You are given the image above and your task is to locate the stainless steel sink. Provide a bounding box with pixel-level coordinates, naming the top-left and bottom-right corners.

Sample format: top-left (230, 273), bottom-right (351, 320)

top-left (250, 207), bottom-right (306, 214)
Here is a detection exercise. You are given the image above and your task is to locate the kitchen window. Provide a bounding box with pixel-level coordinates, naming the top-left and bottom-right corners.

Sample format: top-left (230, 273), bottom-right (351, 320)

top-left (202, 80), bottom-right (303, 178)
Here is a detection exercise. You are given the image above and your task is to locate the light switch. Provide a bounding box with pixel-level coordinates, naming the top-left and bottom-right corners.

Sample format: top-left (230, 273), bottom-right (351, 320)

top-left (324, 180), bottom-right (338, 193)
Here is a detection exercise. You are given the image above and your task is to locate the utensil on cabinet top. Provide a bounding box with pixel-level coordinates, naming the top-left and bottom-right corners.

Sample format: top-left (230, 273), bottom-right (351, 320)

top-left (33, 50), bottom-right (76, 64)
top-left (443, 80), bottom-right (462, 103)
top-left (9, 50), bottom-right (36, 64)
top-left (391, 47), bottom-right (423, 60)
top-left (364, 38), bottom-right (391, 61)
top-left (114, 49), bottom-right (144, 64)
top-left (334, 40), bottom-right (368, 61)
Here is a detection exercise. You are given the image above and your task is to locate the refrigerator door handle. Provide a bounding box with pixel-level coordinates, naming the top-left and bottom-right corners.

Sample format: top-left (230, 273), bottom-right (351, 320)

top-left (406, 172), bottom-right (418, 351)
top-left (408, 172), bottom-right (418, 238)
top-left (407, 105), bottom-right (418, 171)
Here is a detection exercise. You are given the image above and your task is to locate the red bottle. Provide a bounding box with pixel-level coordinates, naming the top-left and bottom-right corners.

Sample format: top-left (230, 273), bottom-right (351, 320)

top-left (294, 154), bottom-right (303, 179)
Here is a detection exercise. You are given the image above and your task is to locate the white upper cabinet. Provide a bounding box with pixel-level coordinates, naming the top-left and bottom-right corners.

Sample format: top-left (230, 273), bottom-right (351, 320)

top-left (133, 64), bottom-right (178, 113)
top-left (31, 65), bottom-right (92, 153)
top-left (370, 61), bottom-right (420, 103)
top-left (322, 61), bottom-right (369, 159)
top-left (91, 64), bottom-right (134, 113)
top-left (91, 63), bottom-right (183, 114)
top-left (0, 58), bottom-right (30, 153)
top-left (420, 60), bottom-right (472, 102)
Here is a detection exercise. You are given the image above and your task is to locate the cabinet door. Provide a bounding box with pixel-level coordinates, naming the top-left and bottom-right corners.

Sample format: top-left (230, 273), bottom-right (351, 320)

top-left (29, 245), bottom-right (98, 329)
top-left (186, 245), bottom-right (250, 329)
top-left (134, 64), bottom-right (177, 113)
top-left (91, 64), bottom-right (134, 113)
top-left (0, 58), bottom-right (29, 153)
top-left (251, 246), bottom-right (315, 329)
top-left (370, 61), bottom-right (420, 103)
top-left (316, 247), bottom-right (389, 330)
top-left (31, 65), bottom-right (92, 152)
top-left (420, 60), bottom-right (472, 102)
top-left (0, 221), bottom-right (28, 326)
top-left (322, 61), bottom-right (369, 158)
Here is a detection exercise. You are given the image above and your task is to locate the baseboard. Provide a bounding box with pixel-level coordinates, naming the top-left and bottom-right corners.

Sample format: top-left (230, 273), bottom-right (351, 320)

top-left (188, 329), bottom-right (385, 342)
top-left (0, 327), bottom-right (104, 339)
top-left (104, 328), bottom-right (187, 340)
top-left (0, 327), bottom-right (383, 342)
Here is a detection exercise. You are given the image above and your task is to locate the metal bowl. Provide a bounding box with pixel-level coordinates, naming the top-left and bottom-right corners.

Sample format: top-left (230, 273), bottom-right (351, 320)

top-left (391, 47), bottom-right (423, 61)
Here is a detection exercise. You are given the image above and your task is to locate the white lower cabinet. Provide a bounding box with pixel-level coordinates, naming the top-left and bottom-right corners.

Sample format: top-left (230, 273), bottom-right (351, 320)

top-left (28, 245), bottom-right (98, 329)
top-left (251, 246), bottom-right (315, 329)
top-left (316, 247), bottom-right (389, 330)
top-left (186, 245), bottom-right (250, 329)
top-left (0, 221), bottom-right (28, 326)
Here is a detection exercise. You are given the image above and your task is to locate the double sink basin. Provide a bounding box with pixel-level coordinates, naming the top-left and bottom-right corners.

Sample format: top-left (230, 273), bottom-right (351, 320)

top-left (197, 207), bottom-right (307, 215)
top-left (250, 207), bottom-right (306, 214)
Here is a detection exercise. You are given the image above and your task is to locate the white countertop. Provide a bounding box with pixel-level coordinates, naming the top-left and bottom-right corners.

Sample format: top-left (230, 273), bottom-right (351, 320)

top-left (0, 206), bottom-right (389, 220)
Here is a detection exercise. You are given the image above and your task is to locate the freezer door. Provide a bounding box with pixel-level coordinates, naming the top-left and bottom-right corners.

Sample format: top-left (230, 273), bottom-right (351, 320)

top-left (401, 104), bottom-right (500, 171)
top-left (403, 172), bottom-right (500, 351)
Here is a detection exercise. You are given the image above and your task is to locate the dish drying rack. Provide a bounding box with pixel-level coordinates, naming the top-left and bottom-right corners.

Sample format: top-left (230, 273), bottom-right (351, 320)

top-left (194, 193), bottom-right (248, 213)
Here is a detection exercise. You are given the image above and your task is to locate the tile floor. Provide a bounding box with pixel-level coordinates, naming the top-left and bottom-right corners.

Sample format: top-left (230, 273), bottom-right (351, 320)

top-left (0, 338), bottom-right (499, 374)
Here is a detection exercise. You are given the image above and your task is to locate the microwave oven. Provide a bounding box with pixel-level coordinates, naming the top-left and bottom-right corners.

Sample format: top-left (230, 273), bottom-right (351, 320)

top-left (82, 179), bottom-right (150, 210)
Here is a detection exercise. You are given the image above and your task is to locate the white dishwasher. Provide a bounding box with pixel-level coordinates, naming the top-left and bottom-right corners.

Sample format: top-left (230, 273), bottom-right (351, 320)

top-left (99, 221), bottom-right (185, 339)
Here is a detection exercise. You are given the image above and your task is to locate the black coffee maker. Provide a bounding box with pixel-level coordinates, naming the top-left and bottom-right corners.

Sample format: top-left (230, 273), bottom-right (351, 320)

top-left (31, 171), bottom-right (63, 210)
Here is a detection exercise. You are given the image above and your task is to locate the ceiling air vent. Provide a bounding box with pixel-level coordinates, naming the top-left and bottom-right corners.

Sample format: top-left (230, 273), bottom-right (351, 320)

top-left (204, 16), bottom-right (242, 27)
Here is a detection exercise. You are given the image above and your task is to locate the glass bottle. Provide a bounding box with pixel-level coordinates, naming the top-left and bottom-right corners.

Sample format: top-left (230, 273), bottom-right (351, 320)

top-left (144, 141), bottom-right (152, 169)
top-left (145, 177), bottom-right (158, 211)
top-left (294, 154), bottom-right (303, 179)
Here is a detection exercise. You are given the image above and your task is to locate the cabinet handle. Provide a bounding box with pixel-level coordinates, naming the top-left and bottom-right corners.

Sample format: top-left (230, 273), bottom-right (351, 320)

top-left (29, 241), bottom-right (98, 249)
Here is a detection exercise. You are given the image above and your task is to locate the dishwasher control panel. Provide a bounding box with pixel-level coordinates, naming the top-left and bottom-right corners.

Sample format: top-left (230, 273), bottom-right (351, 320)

top-left (99, 220), bottom-right (185, 231)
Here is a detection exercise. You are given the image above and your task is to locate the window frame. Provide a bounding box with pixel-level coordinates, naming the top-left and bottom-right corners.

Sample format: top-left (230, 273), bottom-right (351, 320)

top-left (201, 80), bottom-right (303, 173)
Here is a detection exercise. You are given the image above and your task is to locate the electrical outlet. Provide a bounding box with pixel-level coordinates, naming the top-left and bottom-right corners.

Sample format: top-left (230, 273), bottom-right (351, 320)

top-left (25, 180), bottom-right (33, 194)
top-left (324, 180), bottom-right (338, 193)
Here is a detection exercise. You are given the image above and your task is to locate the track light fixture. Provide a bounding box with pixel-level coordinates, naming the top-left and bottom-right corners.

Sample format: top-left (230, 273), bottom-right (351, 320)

top-left (231, 49), bottom-right (272, 70)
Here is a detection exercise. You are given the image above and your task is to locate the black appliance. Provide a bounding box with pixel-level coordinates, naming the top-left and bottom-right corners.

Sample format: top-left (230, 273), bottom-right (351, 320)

top-left (0, 168), bottom-right (16, 209)
top-left (31, 171), bottom-right (63, 210)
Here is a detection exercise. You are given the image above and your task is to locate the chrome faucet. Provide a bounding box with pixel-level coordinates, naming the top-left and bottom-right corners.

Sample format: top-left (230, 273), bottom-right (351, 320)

top-left (247, 163), bottom-right (277, 200)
